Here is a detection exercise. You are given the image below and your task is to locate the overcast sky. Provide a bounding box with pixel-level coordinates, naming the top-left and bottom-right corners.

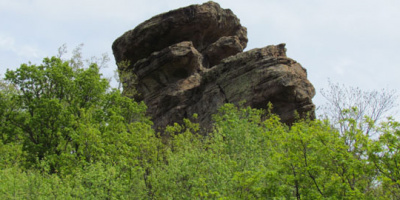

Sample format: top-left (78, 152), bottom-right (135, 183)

top-left (1, 0), bottom-right (400, 112)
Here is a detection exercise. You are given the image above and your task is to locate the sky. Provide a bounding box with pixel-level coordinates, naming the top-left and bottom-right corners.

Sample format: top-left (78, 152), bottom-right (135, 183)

top-left (1, 0), bottom-right (400, 114)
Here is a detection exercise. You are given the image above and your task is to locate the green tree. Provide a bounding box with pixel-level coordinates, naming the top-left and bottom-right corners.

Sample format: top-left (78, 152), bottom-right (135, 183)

top-left (368, 118), bottom-right (400, 199)
top-left (274, 119), bottom-right (376, 199)
top-left (2, 53), bottom-right (153, 173)
top-left (4, 57), bottom-right (106, 169)
top-left (0, 78), bottom-right (26, 168)
top-left (3, 49), bottom-right (400, 199)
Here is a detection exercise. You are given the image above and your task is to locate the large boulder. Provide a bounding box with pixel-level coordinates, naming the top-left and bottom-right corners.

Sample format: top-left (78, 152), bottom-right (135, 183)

top-left (112, 1), bottom-right (247, 69)
top-left (112, 1), bottom-right (316, 131)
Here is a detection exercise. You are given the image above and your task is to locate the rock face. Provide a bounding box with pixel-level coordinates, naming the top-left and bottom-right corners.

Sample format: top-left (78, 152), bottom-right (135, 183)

top-left (112, 1), bottom-right (316, 130)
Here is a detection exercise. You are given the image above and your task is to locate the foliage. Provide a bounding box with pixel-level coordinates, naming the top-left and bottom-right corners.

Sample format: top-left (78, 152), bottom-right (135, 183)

top-left (1, 53), bottom-right (400, 199)
top-left (1, 54), bottom-right (153, 174)
top-left (368, 118), bottom-right (400, 199)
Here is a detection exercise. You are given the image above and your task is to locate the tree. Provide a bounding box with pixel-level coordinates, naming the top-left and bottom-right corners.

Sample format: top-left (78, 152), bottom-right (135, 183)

top-left (368, 118), bottom-right (400, 199)
top-left (4, 57), bottom-right (105, 166)
top-left (1, 48), bottom-right (153, 173)
top-left (319, 80), bottom-right (398, 137)
top-left (2, 46), bottom-right (400, 198)
top-left (0, 78), bottom-right (26, 168)
top-left (274, 119), bottom-right (377, 199)
top-left (1, 95), bottom-right (398, 198)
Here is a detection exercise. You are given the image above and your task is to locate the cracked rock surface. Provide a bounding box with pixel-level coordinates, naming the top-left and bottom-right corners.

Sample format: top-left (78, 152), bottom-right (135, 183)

top-left (112, 1), bottom-right (316, 130)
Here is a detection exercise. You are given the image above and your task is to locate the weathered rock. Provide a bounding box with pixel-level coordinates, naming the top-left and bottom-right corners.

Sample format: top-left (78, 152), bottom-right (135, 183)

top-left (112, 1), bottom-right (247, 70)
top-left (129, 41), bottom-right (204, 101)
top-left (212, 44), bottom-right (315, 124)
top-left (112, 2), bottom-right (316, 131)
top-left (203, 36), bottom-right (244, 67)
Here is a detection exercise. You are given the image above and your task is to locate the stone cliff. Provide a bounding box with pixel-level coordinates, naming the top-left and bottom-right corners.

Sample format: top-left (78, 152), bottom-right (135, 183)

top-left (112, 1), bottom-right (316, 130)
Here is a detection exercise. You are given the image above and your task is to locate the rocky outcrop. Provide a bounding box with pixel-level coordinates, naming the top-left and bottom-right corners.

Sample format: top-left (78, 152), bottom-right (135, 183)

top-left (112, 1), bottom-right (247, 68)
top-left (112, 1), bottom-right (316, 131)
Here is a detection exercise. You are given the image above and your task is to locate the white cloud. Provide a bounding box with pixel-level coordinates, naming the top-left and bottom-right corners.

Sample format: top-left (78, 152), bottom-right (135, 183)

top-left (0, 33), bottom-right (46, 77)
top-left (18, 45), bottom-right (42, 58)
top-left (0, 33), bottom-right (43, 58)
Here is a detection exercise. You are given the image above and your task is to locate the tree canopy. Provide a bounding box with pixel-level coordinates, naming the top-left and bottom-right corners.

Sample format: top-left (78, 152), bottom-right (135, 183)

top-left (0, 52), bottom-right (399, 199)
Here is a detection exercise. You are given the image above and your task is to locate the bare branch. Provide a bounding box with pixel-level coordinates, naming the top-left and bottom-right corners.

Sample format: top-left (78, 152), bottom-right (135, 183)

top-left (319, 80), bottom-right (398, 137)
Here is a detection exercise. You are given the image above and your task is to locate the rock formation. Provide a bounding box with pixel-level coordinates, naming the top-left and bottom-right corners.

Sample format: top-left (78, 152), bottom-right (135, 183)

top-left (112, 1), bottom-right (316, 130)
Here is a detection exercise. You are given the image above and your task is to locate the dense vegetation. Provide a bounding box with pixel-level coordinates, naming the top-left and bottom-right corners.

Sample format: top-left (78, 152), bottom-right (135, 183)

top-left (0, 53), bottom-right (399, 199)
